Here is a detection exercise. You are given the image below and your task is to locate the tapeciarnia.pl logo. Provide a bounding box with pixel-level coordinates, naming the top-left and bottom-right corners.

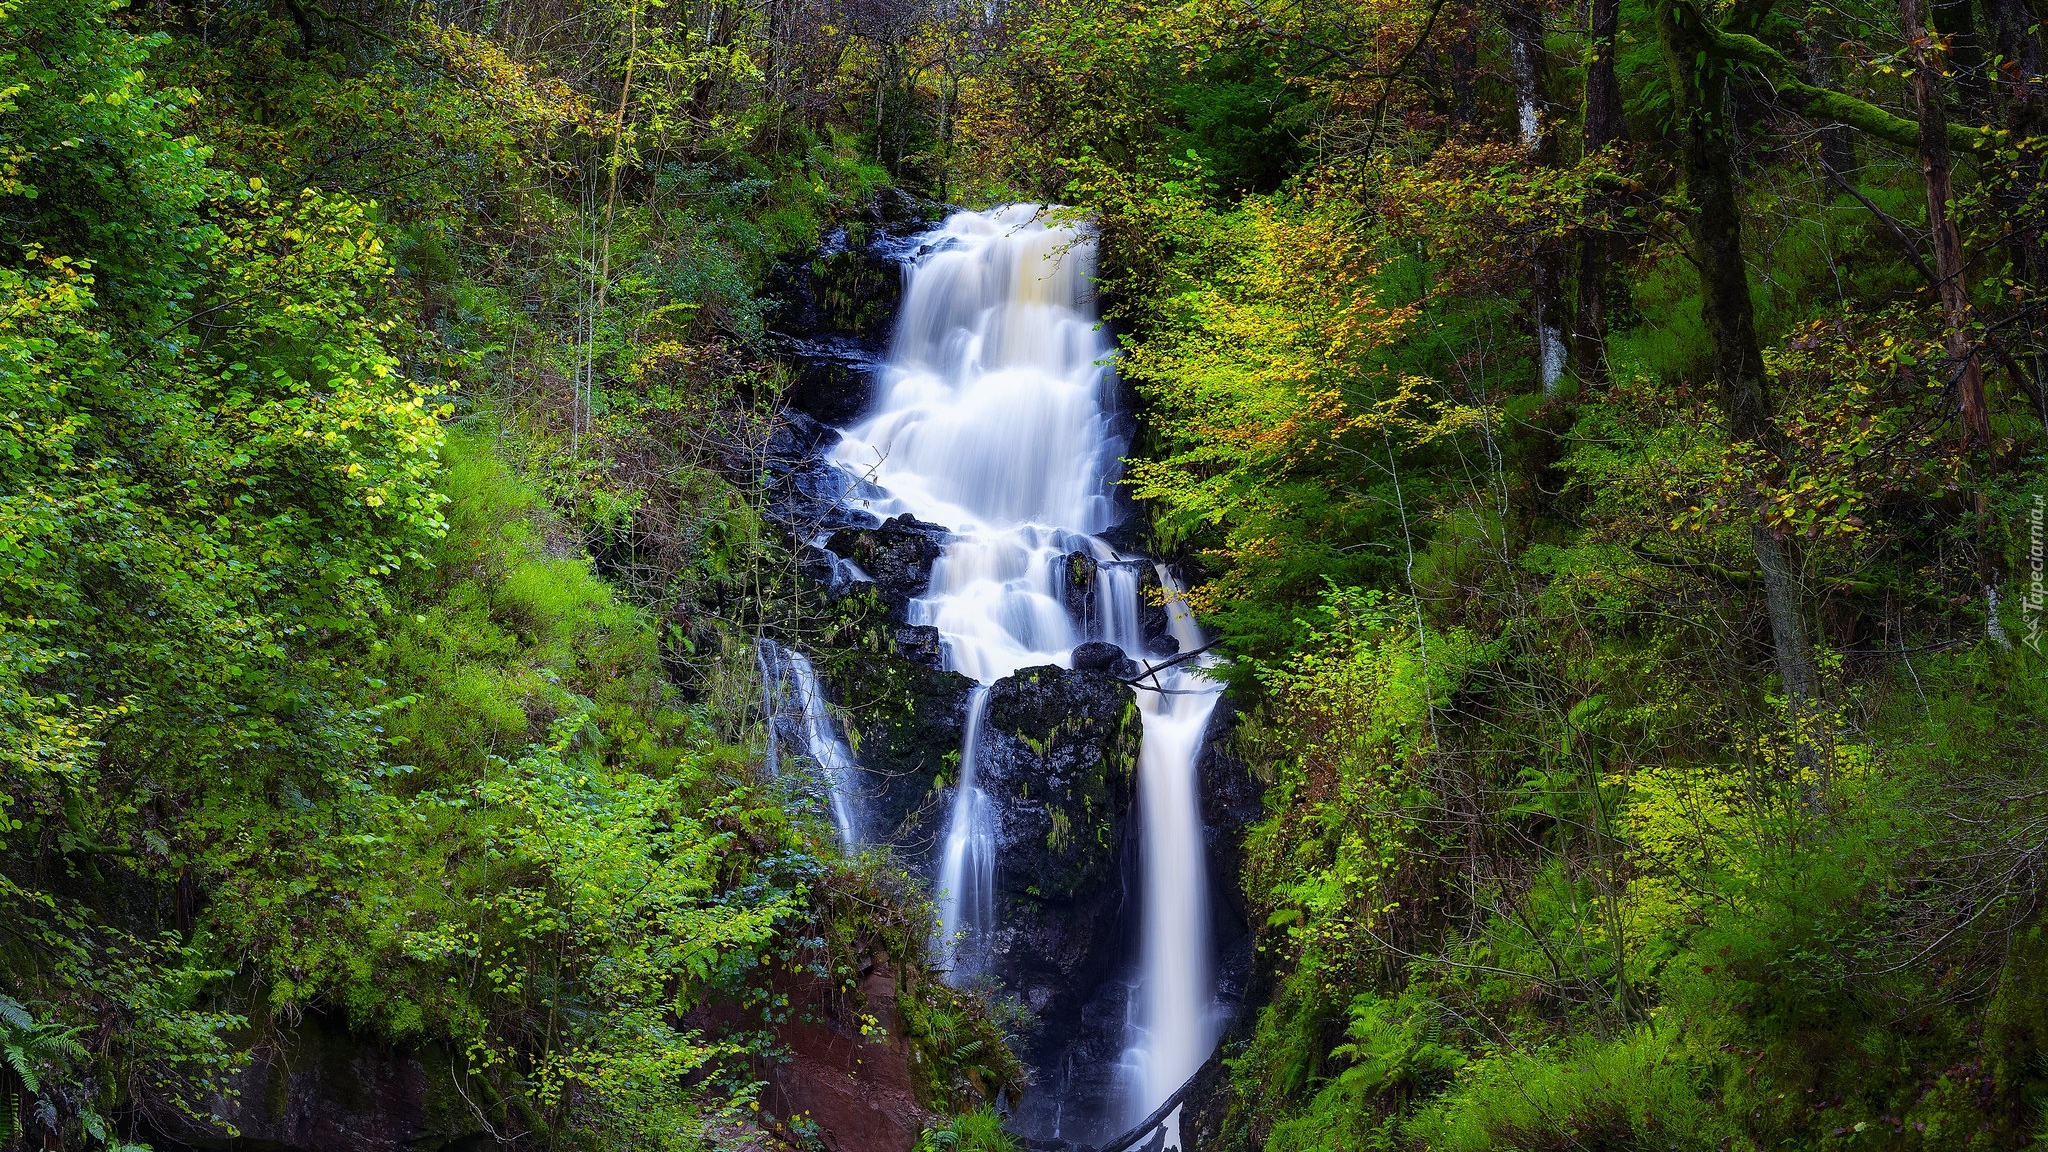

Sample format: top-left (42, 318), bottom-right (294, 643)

top-left (2027, 494), bottom-right (2044, 654)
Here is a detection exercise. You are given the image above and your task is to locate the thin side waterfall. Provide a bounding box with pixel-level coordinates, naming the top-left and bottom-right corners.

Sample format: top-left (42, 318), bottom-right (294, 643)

top-left (934, 686), bottom-right (997, 975)
top-left (759, 639), bottom-right (861, 845)
top-left (821, 204), bottom-right (1222, 1127)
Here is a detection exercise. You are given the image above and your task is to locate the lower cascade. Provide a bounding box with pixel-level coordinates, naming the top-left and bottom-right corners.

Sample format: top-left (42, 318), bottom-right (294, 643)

top-left (796, 204), bottom-right (1229, 1142)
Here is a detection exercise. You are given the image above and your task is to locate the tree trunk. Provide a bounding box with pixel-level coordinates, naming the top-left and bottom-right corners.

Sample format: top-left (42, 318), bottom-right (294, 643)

top-left (1932, 0), bottom-right (1990, 122)
top-left (1450, 10), bottom-right (1480, 126)
top-left (1655, 0), bottom-right (1821, 701)
top-left (1902, 0), bottom-right (1993, 448)
top-left (1575, 0), bottom-right (1624, 380)
top-left (1984, 0), bottom-right (2047, 290)
top-left (1506, 0), bottom-right (1568, 393)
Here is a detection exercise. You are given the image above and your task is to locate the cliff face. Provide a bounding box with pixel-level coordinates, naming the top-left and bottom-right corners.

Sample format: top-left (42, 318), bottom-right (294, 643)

top-left (148, 1020), bottom-right (482, 1152)
top-left (689, 964), bottom-right (937, 1152)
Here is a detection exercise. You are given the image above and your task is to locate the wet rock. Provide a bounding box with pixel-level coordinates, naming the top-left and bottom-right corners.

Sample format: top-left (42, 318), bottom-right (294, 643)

top-left (980, 665), bottom-right (1140, 903)
top-left (1061, 550), bottom-right (1097, 623)
top-left (1070, 640), bottom-right (1126, 673)
top-left (782, 336), bottom-right (880, 425)
top-left (826, 514), bottom-right (949, 618)
top-left (797, 544), bottom-right (840, 588)
top-left (768, 212), bottom-right (929, 355)
top-left (1136, 564), bottom-right (1176, 656)
top-left (765, 408), bottom-right (834, 460)
top-left (967, 663), bottom-right (1142, 1130)
top-left (891, 624), bottom-right (946, 669)
top-left (761, 409), bottom-right (878, 534)
top-left (1098, 512), bottom-right (1151, 556)
top-left (768, 460), bottom-right (876, 535)
top-left (824, 650), bottom-right (976, 848)
top-left (806, 229), bottom-right (902, 348)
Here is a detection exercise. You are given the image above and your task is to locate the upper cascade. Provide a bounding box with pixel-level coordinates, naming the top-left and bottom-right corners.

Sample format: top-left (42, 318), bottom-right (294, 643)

top-left (831, 204), bottom-right (1123, 537)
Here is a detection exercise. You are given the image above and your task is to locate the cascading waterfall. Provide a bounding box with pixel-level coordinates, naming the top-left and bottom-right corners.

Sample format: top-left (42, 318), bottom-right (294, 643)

top-left (758, 639), bottom-right (861, 845)
top-left (821, 204), bottom-right (1222, 1128)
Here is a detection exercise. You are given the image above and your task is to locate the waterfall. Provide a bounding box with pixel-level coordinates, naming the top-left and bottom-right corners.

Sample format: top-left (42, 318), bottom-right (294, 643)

top-left (758, 639), bottom-right (861, 845)
top-left (934, 686), bottom-right (997, 976)
top-left (1121, 568), bottom-right (1226, 1127)
top-left (822, 204), bottom-right (1222, 1125)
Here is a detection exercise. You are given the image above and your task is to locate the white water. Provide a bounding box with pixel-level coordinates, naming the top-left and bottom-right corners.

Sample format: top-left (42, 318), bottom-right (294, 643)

top-left (825, 204), bottom-right (1223, 1123)
top-left (758, 640), bottom-right (861, 845)
top-left (934, 686), bottom-right (998, 974)
top-left (1118, 569), bottom-right (1225, 1127)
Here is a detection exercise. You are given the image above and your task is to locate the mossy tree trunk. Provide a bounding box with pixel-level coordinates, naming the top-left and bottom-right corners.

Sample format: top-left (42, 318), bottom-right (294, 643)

top-left (1655, 0), bottom-right (1821, 702)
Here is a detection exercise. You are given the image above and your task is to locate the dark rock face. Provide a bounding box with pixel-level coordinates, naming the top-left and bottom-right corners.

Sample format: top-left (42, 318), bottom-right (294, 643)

top-left (785, 339), bottom-right (880, 425)
top-left (1061, 550), bottom-right (1097, 624)
top-left (980, 666), bottom-right (1140, 906)
top-left (770, 225), bottom-right (904, 353)
top-left (151, 1017), bottom-right (479, 1152)
top-left (891, 624), bottom-right (946, 668)
top-left (1137, 565), bottom-right (1176, 657)
top-left (1070, 640), bottom-right (1126, 673)
top-left (826, 514), bottom-right (949, 619)
top-left (810, 238), bottom-right (901, 347)
top-left (826, 649), bottom-right (977, 848)
top-left (762, 409), bottom-right (879, 535)
top-left (964, 664), bottom-right (1144, 1144)
top-left (766, 200), bottom-right (940, 427)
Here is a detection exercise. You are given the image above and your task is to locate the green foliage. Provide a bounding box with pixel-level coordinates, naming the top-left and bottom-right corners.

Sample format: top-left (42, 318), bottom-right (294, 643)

top-left (917, 1107), bottom-right (1023, 1152)
top-left (0, 0), bottom-right (1013, 1145)
top-left (1404, 1027), bottom-right (1713, 1151)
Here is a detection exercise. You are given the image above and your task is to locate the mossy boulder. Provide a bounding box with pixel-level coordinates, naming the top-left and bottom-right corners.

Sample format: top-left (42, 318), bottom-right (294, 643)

top-left (979, 664), bottom-right (1140, 903)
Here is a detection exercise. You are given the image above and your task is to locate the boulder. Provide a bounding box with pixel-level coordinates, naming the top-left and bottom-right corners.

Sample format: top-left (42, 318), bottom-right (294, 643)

top-left (826, 514), bottom-right (949, 619)
top-left (1069, 640), bottom-right (1126, 673)
top-left (978, 664), bottom-right (1140, 904)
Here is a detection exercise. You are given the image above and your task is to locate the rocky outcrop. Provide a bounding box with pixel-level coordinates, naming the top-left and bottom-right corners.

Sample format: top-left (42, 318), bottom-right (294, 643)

top-left (891, 624), bottom-right (946, 669)
top-left (685, 959), bottom-right (935, 1152)
top-left (826, 515), bottom-right (950, 620)
top-left (751, 966), bottom-right (933, 1152)
top-left (767, 194), bottom-right (940, 426)
top-left (1069, 640), bottom-right (1128, 675)
top-left (980, 665), bottom-right (1140, 904)
top-left (948, 665), bottom-right (1142, 1143)
top-left (825, 648), bottom-right (977, 849)
top-left (1136, 565), bottom-right (1176, 657)
top-left (1061, 550), bottom-right (1097, 625)
top-left (762, 408), bottom-right (880, 535)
